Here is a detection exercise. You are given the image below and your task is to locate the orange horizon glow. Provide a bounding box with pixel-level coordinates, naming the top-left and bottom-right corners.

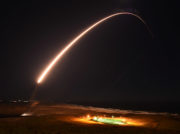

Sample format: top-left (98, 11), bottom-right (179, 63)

top-left (37, 12), bottom-right (148, 84)
top-left (71, 115), bottom-right (146, 126)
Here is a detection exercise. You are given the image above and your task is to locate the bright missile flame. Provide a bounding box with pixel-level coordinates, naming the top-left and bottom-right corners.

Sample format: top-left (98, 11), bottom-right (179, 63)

top-left (37, 12), bottom-right (150, 84)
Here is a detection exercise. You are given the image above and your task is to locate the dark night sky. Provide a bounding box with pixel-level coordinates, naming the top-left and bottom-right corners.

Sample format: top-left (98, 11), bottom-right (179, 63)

top-left (0, 0), bottom-right (179, 103)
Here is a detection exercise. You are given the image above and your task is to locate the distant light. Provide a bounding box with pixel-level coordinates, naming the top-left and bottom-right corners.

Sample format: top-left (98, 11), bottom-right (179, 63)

top-left (21, 112), bottom-right (32, 117)
top-left (87, 114), bottom-right (90, 118)
top-left (93, 116), bottom-right (98, 120)
top-left (92, 117), bottom-right (126, 125)
top-left (11, 100), bottom-right (17, 103)
top-left (23, 100), bottom-right (29, 103)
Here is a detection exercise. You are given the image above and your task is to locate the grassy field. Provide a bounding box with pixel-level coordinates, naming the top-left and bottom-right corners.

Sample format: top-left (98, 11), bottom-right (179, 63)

top-left (0, 103), bottom-right (180, 134)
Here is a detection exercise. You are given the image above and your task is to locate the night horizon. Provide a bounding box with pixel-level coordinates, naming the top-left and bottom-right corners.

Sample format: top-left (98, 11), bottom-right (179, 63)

top-left (1, 1), bottom-right (179, 104)
top-left (1, 1), bottom-right (180, 134)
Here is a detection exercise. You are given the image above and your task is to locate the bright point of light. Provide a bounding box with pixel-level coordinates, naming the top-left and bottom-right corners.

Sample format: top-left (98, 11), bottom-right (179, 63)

top-left (87, 114), bottom-right (90, 118)
top-left (37, 12), bottom-right (149, 84)
top-left (93, 116), bottom-right (98, 120)
top-left (21, 112), bottom-right (32, 117)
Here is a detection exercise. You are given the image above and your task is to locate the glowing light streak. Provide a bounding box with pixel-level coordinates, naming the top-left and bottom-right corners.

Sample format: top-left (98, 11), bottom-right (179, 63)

top-left (37, 12), bottom-right (150, 83)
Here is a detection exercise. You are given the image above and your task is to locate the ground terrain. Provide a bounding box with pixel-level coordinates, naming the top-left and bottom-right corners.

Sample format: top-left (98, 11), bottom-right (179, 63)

top-left (0, 103), bottom-right (180, 134)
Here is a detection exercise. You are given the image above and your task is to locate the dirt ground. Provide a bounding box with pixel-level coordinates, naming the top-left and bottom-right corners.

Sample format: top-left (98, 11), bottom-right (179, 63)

top-left (0, 103), bottom-right (180, 134)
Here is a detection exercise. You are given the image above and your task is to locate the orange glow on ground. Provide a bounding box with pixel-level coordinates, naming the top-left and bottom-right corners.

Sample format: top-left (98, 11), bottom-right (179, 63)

top-left (71, 115), bottom-right (146, 126)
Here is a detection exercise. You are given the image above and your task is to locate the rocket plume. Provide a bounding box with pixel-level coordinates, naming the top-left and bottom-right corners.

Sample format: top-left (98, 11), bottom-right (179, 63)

top-left (37, 12), bottom-right (151, 84)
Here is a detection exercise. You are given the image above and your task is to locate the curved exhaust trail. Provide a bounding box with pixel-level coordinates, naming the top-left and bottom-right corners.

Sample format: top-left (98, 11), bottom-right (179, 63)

top-left (37, 12), bottom-right (152, 84)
